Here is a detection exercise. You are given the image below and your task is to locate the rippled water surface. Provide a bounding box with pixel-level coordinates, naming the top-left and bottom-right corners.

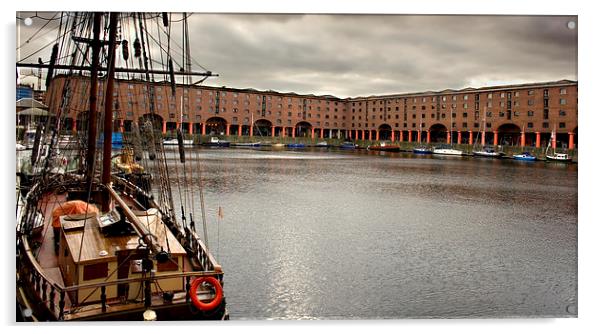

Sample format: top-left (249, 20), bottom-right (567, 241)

top-left (163, 148), bottom-right (577, 319)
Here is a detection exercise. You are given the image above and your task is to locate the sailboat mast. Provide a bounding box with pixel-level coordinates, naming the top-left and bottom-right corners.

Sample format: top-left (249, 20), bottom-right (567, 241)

top-left (85, 13), bottom-right (103, 184)
top-left (101, 12), bottom-right (120, 210)
top-left (481, 107), bottom-right (486, 146)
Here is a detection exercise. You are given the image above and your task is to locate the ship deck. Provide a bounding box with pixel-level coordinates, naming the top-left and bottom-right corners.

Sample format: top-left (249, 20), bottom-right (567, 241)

top-left (25, 190), bottom-right (202, 315)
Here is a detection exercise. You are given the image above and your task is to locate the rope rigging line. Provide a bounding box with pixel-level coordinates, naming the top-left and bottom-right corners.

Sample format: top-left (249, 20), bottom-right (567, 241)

top-left (17, 15), bottom-right (88, 63)
top-left (17, 12), bottom-right (61, 50)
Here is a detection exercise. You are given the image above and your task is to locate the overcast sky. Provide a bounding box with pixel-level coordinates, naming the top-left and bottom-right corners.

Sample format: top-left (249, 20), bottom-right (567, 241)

top-left (16, 13), bottom-right (577, 97)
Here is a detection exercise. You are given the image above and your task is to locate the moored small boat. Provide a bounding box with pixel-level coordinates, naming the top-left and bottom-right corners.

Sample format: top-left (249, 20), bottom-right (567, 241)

top-left (412, 146), bottom-right (432, 154)
top-left (513, 152), bottom-right (537, 161)
top-left (546, 152), bottom-right (572, 162)
top-left (201, 137), bottom-right (230, 147)
top-left (339, 142), bottom-right (358, 149)
top-left (270, 143), bottom-right (285, 148)
top-left (432, 145), bottom-right (463, 156)
top-left (286, 143), bottom-right (306, 148)
top-left (313, 141), bottom-right (329, 148)
top-left (367, 142), bottom-right (400, 152)
top-left (544, 128), bottom-right (572, 162)
top-left (473, 146), bottom-right (504, 158)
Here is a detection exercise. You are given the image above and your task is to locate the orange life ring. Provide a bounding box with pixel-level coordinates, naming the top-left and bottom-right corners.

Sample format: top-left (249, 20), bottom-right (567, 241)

top-left (189, 276), bottom-right (223, 311)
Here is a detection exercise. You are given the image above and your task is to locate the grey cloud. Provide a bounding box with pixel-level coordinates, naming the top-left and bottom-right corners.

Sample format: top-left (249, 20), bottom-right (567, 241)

top-left (17, 13), bottom-right (577, 97)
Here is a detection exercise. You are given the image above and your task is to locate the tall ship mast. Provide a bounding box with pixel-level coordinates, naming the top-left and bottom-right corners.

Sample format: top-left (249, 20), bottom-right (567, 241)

top-left (16, 12), bottom-right (227, 321)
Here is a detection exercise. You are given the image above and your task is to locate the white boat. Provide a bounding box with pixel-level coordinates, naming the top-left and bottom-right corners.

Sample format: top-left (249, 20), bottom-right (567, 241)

top-left (546, 152), bottom-right (572, 162)
top-left (434, 110), bottom-right (464, 156)
top-left (163, 138), bottom-right (193, 145)
top-left (433, 148), bottom-right (463, 155)
top-left (473, 146), bottom-right (503, 158)
top-left (472, 113), bottom-right (502, 158)
top-left (545, 127), bottom-right (572, 162)
top-left (433, 145), bottom-right (463, 156)
top-left (201, 136), bottom-right (230, 147)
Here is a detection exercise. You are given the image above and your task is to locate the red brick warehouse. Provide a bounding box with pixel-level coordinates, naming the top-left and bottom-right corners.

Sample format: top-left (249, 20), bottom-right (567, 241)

top-left (46, 76), bottom-right (577, 149)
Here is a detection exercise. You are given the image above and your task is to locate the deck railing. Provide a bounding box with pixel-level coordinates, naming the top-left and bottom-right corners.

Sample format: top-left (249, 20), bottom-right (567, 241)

top-left (17, 178), bottom-right (224, 320)
top-left (18, 236), bottom-right (222, 320)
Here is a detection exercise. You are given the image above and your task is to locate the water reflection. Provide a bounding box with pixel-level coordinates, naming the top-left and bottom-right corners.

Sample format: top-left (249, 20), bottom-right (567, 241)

top-left (163, 147), bottom-right (577, 319)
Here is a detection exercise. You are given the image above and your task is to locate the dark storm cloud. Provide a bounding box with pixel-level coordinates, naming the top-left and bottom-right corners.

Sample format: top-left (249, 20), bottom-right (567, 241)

top-left (182, 14), bottom-right (577, 96)
top-left (17, 13), bottom-right (577, 97)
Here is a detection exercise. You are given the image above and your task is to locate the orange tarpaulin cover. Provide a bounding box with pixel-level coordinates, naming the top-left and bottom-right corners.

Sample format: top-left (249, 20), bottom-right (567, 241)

top-left (51, 200), bottom-right (99, 228)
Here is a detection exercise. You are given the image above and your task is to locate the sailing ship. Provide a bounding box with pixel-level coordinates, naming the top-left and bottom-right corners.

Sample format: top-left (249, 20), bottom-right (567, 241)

top-left (16, 12), bottom-right (228, 321)
top-left (545, 126), bottom-right (572, 162)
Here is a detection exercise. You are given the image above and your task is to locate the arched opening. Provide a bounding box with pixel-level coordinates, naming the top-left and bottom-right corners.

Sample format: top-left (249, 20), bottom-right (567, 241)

top-left (497, 123), bottom-right (521, 146)
top-left (378, 124), bottom-right (392, 141)
top-left (205, 117), bottom-right (228, 135)
top-left (139, 113), bottom-right (164, 131)
top-left (254, 119), bottom-right (273, 137)
top-left (429, 123), bottom-right (448, 143)
top-left (295, 121), bottom-right (312, 138)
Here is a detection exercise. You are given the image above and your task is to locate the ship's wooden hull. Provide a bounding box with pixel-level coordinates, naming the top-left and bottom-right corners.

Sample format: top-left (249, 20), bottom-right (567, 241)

top-left (16, 177), bottom-right (228, 322)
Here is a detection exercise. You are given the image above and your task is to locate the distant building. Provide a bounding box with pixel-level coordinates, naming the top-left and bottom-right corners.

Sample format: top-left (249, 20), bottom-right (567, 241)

top-left (45, 75), bottom-right (578, 149)
top-left (17, 84), bottom-right (33, 100)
